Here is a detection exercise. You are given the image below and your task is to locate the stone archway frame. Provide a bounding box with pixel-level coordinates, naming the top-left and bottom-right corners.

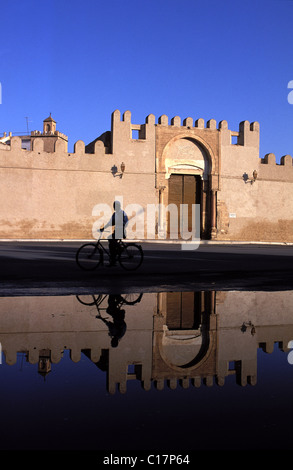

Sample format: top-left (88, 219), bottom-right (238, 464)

top-left (157, 328), bottom-right (216, 373)
top-left (161, 134), bottom-right (218, 189)
top-left (158, 133), bottom-right (219, 239)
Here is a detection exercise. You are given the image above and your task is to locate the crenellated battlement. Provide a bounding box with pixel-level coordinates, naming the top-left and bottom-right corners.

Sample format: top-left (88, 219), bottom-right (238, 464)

top-left (262, 152), bottom-right (293, 166)
top-left (112, 109), bottom-right (260, 137)
top-left (0, 111), bottom-right (292, 175)
top-left (0, 134), bottom-right (107, 158)
top-left (31, 129), bottom-right (68, 140)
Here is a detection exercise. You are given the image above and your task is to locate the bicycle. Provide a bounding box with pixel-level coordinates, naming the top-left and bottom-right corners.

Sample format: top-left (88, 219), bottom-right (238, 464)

top-left (76, 231), bottom-right (144, 271)
top-left (76, 293), bottom-right (143, 347)
top-left (76, 292), bottom-right (143, 308)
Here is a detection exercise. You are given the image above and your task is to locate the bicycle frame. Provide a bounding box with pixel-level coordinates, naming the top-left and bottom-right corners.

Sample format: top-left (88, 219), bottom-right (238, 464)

top-left (94, 234), bottom-right (126, 265)
top-left (76, 231), bottom-right (143, 271)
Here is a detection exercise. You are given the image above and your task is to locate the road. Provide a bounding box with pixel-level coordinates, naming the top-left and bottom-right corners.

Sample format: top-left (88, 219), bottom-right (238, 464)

top-left (0, 241), bottom-right (292, 295)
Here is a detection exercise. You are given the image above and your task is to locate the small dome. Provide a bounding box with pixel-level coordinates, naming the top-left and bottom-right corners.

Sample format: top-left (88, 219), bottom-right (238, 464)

top-left (43, 113), bottom-right (56, 123)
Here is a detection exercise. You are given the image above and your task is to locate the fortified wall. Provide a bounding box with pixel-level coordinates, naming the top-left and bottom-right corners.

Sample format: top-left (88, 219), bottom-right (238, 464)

top-left (0, 111), bottom-right (157, 239)
top-left (0, 110), bottom-right (292, 241)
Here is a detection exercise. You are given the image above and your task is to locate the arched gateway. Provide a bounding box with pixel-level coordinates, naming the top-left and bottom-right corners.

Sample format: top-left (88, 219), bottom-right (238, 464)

top-left (157, 130), bottom-right (219, 240)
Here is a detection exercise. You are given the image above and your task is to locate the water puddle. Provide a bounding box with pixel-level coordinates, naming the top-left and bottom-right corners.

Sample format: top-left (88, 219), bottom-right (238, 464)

top-left (0, 289), bottom-right (293, 454)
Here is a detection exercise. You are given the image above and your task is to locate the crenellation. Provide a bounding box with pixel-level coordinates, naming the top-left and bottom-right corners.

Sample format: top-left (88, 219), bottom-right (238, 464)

top-left (183, 117), bottom-right (193, 127)
top-left (54, 139), bottom-right (67, 152)
top-left (192, 376), bottom-right (201, 387)
top-left (171, 116), bottom-right (181, 126)
top-left (10, 136), bottom-right (21, 150)
top-left (250, 121), bottom-right (259, 132)
top-left (206, 119), bottom-right (217, 129)
top-left (238, 120), bottom-right (259, 147)
top-left (263, 152), bottom-right (276, 164)
top-left (239, 120), bottom-right (250, 133)
top-left (281, 154), bottom-right (292, 166)
top-left (155, 379), bottom-right (165, 390)
top-left (123, 110), bottom-right (131, 123)
top-left (260, 341), bottom-right (275, 354)
top-left (203, 376), bottom-right (214, 387)
top-left (112, 109), bottom-right (121, 123)
top-left (195, 118), bottom-right (204, 128)
top-left (70, 349), bottom-right (81, 363)
top-left (32, 138), bottom-right (44, 152)
top-left (145, 113), bottom-right (155, 125)
top-left (216, 376), bottom-right (225, 386)
top-left (260, 152), bottom-right (293, 171)
top-left (94, 139), bottom-right (105, 154)
top-left (158, 114), bottom-right (168, 126)
top-left (167, 378), bottom-right (177, 389)
top-left (73, 140), bottom-right (85, 154)
top-left (180, 377), bottom-right (190, 388)
top-left (218, 120), bottom-right (228, 129)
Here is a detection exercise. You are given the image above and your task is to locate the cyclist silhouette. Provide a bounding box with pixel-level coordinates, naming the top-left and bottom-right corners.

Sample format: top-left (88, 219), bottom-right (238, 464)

top-left (101, 294), bottom-right (127, 347)
top-left (101, 200), bottom-right (129, 266)
top-left (76, 292), bottom-right (143, 347)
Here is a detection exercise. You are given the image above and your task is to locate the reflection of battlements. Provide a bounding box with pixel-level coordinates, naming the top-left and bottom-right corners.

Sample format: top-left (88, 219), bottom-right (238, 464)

top-left (0, 290), bottom-right (293, 393)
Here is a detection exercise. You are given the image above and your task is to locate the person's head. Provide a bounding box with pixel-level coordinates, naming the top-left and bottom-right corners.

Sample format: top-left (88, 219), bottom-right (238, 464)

top-left (111, 337), bottom-right (119, 348)
top-left (113, 200), bottom-right (121, 212)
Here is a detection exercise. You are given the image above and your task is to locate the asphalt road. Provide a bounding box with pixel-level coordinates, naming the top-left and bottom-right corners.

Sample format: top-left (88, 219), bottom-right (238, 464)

top-left (0, 241), bottom-right (292, 295)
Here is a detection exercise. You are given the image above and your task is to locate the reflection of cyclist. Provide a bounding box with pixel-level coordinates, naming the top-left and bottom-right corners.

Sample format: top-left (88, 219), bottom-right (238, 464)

top-left (102, 201), bottom-right (128, 266)
top-left (100, 294), bottom-right (127, 347)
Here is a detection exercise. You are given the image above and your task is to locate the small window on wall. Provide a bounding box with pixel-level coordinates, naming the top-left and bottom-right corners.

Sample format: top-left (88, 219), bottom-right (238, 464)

top-left (21, 139), bottom-right (31, 150)
top-left (231, 135), bottom-right (238, 145)
top-left (132, 129), bottom-right (140, 140)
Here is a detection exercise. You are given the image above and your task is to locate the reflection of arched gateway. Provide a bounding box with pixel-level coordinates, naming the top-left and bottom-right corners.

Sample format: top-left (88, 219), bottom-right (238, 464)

top-left (156, 119), bottom-right (220, 239)
top-left (153, 291), bottom-right (218, 388)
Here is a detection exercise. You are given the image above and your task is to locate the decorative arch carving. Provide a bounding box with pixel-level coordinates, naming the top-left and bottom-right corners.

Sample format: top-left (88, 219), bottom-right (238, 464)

top-left (161, 134), bottom-right (216, 180)
top-left (158, 328), bottom-right (215, 372)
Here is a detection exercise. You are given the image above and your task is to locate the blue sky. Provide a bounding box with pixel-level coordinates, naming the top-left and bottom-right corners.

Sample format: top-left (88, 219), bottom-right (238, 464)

top-left (1, 0), bottom-right (293, 159)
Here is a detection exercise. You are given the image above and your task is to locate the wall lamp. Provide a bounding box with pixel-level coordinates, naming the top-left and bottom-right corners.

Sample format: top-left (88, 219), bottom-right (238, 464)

top-left (243, 170), bottom-right (258, 184)
top-left (111, 162), bottom-right (126, 178)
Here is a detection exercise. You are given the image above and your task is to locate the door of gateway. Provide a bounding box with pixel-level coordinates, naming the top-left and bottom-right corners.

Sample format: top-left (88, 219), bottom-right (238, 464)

top-left (167, 174), bottom-right (202, 239)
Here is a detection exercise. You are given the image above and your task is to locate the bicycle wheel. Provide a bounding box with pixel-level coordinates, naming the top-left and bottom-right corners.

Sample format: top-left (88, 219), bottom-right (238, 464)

top-left (76, 243), bottom-right (102, 270)
top-left (121, 293), bottom-right (143, 304)
top-left (119, 243), bottom-right (143, 271)
top-left (76, 294), bottom-right (103, 306)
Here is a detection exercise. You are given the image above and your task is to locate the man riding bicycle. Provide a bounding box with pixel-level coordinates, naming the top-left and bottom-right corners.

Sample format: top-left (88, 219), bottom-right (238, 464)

top-left (100, 200), bottom-right (129, 266)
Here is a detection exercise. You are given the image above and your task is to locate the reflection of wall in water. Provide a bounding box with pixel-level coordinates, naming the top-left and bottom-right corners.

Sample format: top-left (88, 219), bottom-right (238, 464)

top-left (153, 290), bottom-right (293, 388)
top-left (0, 294), bottom-right (155, 394)
top-left (216, 290), bottom-right (293, 386)
top-left (0, 291), bottom-right (293, 393)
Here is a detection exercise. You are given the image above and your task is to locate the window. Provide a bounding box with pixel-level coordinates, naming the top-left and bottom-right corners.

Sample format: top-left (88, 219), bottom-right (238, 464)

top-left (131, 129), bottom-right (140, 140)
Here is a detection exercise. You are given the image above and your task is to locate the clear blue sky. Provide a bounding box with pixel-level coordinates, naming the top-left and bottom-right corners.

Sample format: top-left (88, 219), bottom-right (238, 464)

top-left (1, 0), bottom-right (293, 160)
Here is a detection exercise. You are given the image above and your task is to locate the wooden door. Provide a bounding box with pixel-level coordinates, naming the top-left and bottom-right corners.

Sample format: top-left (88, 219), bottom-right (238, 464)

top-left (168, 174), bottom-right (201, 238)
top-left (166, 292), bottom-right (202, 330)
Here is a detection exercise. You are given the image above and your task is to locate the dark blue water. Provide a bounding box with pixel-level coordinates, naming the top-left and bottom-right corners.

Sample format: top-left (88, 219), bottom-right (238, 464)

top-left (1, 346), bottom-right (292, 452)
top-left (0, 290), bottom-right (292, 460)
